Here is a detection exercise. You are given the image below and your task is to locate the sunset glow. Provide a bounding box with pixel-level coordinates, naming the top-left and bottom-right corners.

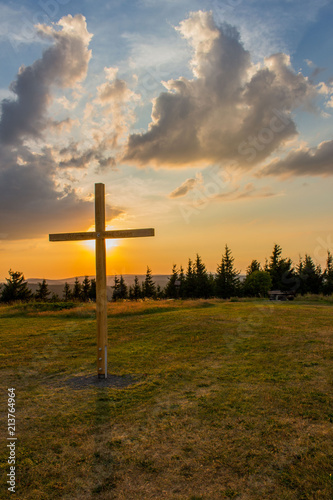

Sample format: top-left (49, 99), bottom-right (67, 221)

top-left (0, 1), bottom-right (332, 280)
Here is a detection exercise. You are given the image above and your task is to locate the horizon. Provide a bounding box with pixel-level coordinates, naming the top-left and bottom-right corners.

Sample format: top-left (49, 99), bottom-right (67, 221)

top-left (0, 1), bottom-right (332, 279)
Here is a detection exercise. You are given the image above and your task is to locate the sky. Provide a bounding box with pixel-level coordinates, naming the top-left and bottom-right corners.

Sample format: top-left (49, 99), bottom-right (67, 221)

top-left (0, 0), bottom-right (332, 279)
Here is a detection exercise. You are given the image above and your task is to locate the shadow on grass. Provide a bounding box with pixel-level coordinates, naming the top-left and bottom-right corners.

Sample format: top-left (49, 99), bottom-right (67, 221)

top-left (92, 385), bottom-right (117, 495)
top-left (53, 373), bottom-right (140, 390)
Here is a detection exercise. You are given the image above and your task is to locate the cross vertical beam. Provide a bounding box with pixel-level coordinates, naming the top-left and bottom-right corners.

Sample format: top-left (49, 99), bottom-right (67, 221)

top-left (95, 183), bottom-right (108, 378)
top-left (49, 183), bottom-right (155, 380)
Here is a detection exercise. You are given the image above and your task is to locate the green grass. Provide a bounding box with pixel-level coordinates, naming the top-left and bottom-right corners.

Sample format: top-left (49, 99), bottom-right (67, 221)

top-left (0, 299), bottom-right (332, 499)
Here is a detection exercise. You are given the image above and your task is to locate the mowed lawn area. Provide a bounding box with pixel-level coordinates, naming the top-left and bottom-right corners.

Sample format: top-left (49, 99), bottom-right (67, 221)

top-left (1, 299), bottom-right (332, 499)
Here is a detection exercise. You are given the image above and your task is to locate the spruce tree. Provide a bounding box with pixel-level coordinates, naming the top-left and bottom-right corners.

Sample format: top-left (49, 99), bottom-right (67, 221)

top-left (296, 255), bottom-right (322, 295)
top-left (178, 266), bottom-right (186, 299)
top-left (73, 278), bottom-right (82, 301)
top-left (119, 275), bottom-right (128, 299)
top-left (246, 259), bottom-right (261, 276)
top-left (267, 244), bottom-right (294, 291)
top-left (323, 251), bottom-right (333, 295)
top-left (165, 265), bottom-right (179, 299)
top-left (35, 279), bottom-right (50, 302)
top-left (89, 279), bottom-right (96, 301)
top-left (129, 286), bottom-right (134, 300)
top-left (112, 275), bottom-right (121, 301)
top-left (50, 293), bottom-right (60, 302)
top-left (81, 276), bottom-right (91, 302)
top-left (156, 284), bottom-right (164, 299)
top-left (185, 258), bottom-right (195, 298)
top-left (142, 267), bottom-right (156, 298)
top-left (132, 276), bottom-right (142, 300)
top-left (63, 282), bottom-right (72, 301)
top-left (193, 254), bottom-right (212, 298)
top-left (215, 245), bottom-right (240, 298)
top-left (1, 270), bottom-right (32, 303)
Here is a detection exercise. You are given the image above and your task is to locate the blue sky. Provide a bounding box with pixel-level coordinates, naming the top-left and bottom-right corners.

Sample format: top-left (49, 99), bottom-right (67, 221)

top-left (0, 0), bottom-right (332, 277)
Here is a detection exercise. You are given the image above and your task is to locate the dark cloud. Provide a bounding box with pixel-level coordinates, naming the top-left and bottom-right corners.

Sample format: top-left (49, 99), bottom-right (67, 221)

top-left (259, 139), bottom-right (333, 178)
top-left (124, 11), bottom-right (317, 169)
top-left (57, 141), bottom-right (116, 170)
top-left (0, 145), bottom-right (123, 240)
top-left (0, 16), bottom-right (123, 240)
top-left (0, 14), bottom-right (92, 146)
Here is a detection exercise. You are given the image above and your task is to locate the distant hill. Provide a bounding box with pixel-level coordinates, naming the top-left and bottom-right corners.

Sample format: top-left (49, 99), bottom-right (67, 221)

top-left (1, 274), bottom-right (246, 300)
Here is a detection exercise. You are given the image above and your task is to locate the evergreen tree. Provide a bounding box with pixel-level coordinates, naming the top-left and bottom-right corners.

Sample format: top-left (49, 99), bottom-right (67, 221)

top-left (81, 276), bottom-right (91, 302)
top-left (156, 284), bottom-right (164, 299)
top-left (193, 254), bottom-right (212, 298)
top-left (208, 272), bottom-right (216, 297)
top-left (73, 278), bottom-right (82, 301)
top-left (63, 282), bottom-right (72, 301)
top-left (178, 266), bottom-right (186, 299)
top-left (132, 276), bottom-right (142, 300)
top-left (50, 292), bottom-right (60, 302)
top-left (142, 267), bottom-right (156, 298)
top-left (1, 270), bottom-right (32, 303)
top-left (35, 279), bottom-right (50, 302)
top-left (185, 258), bottom-right (196, 298)
top-left (215, 245), bottom-right (240, 298)
top-left (296, 255), bottom-right (322, 295)
top-left (89, 279), bottom-right (96, 301)
top-left (246, 259), bottom-right (261, 276)
top-left (119, 275), bottom-right (128, 299)
top-left (266, 244), bottom-right (295, 291)
top-left (112, 275), bottom-right (121, 301)
top-left (323, 251), bottom-right (333, 295)
top-left (165, 265), bottom-right (179, 299)
top-left (129, 286), bottom-right (134, 300)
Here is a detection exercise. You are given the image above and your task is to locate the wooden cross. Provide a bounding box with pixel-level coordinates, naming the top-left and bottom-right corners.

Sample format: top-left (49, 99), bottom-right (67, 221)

top-left (49, 183), bottom-right (154, 379)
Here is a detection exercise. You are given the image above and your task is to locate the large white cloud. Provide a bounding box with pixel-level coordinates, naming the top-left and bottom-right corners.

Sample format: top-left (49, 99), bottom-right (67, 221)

top-left (124, 10), bottom-right (318, 169)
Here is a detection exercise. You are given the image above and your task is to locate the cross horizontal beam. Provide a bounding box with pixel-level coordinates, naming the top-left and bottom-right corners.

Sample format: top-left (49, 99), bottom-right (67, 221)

top-left (49, 228), bottom-right (155, 242)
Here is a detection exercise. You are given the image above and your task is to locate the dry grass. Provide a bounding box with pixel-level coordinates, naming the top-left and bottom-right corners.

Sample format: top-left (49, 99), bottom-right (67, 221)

top-left (0, 299), bottom-right (332, 499)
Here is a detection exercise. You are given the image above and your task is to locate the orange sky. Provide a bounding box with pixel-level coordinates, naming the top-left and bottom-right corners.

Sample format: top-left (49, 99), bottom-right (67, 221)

top-left (0, 8), bottom-right (332, 281)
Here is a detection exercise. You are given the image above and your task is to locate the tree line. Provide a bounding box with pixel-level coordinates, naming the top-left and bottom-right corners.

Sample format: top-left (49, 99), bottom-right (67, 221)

top-left (1, 244), bottom-right (333, 303)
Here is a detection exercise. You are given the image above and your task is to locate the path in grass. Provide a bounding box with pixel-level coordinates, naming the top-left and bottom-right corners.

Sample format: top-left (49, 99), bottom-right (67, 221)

top-left (1, 300), bottom-right (332, 499)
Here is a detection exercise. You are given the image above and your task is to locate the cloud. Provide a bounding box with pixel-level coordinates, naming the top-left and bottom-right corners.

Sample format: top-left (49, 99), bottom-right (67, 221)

top-left (54, 66), bottom-right (140, 173)
top-left (96, 67), bottom-right (139, 105)
top-left (124, 11), bottom-right (317, 169)
top-left (259, 139), bottom-right (333, 178)
top-left (169, 173), bottom-right (203, 198)
top-left (0, 144), bottom-right (123, 240)
top-left (0, 14), bottom-right (92, 146)
top-left (0, 15), bottom-right (123, 240)
top-left (224, 183), bottom-right (277, 200)
top-left (57, 141), bottom-right (116, 170)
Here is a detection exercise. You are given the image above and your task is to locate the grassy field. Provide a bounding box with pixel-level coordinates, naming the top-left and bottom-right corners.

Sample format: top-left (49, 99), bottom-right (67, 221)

top-left (0, 299), bottom-right (332, 499)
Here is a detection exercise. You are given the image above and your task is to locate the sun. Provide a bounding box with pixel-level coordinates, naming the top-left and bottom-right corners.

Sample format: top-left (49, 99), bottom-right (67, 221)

top-left (81, 225), bottom-right (119, 252)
